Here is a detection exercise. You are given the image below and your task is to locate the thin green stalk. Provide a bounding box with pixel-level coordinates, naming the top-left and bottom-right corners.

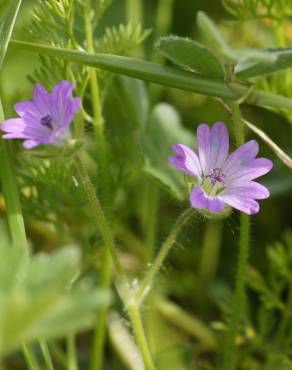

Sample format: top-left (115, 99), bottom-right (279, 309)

top-left (67, 335), bottom-right (78, 370)
top-left (75, 154), bottom-right (156, 370)
top-left (223, 103), bottom-right (250, 370)
top-left (0, 100), bottom-right (28, 254)
top-left (83, 3), bottom-right (112, 370)
top-left (40, 340), bottom-right (54, 370)
top-left (75, 154), bottom-right (123, 277)
top-left (127, 303), bottom-right (156, 370)
top-left (144, 183), bottom-right (159, 262)
top-left (90, 248), bottom-right (111, 370)
top-left (22, 345), bottom-right (41, 370)
top-left (135, 208), bottom-right (194, 303)
top-left (199, 221), bottom-right (223, 288)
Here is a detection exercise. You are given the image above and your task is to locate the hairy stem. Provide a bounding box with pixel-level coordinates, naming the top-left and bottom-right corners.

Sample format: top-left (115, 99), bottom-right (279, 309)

top-left (224, 103), bottom-right (250, 370)
top-left (83, 3), bottom-right (112, 370)
top-left (135, 208), bottom-right (194, 303)
top-left (75, 154), bottom-right (156, 370)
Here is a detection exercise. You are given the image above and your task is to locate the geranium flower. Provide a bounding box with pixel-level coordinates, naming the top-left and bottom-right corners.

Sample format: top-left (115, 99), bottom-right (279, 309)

top-left (1, 81), bottom-right (80, 149)
top-left (169, 122), bottom-right (273, 215)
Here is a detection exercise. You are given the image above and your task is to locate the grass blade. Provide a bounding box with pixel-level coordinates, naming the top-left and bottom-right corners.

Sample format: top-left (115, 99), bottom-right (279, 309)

top-left (11, 39), bottom-right (292, 110)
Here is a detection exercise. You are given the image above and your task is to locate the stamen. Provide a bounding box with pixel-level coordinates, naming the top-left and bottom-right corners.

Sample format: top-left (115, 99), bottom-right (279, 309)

top-left (206, 167), bottom-right (225, 187)
top-left (40, 115), bottom-right (53, 129)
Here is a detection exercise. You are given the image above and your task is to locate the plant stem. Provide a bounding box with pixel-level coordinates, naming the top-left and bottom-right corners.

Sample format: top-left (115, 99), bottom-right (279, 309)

top-left (127, 303), bottom-right (156, 370)
top-left (67, 335), bottom-right (78, 370)
top-left (135, 208), bottom-right (194, 303)
top-left (90, 248), bottom-right (111, 370)
top-left (75, 154), bottom-right (156, 370)
top-left (199, 220), bottom-right (223, 288)
top-left (0, 100), bottom-right (28, 254)
top-left (75, 154), bottom-right (123, 278)
top-left (224, 103), bottom-right (250, 370)
top-left (83, 3), bottom-right (112, 370)
top-left (40, 340), bottom-right (54, 370)
top-left (22, 345), bottom-right (41, 370)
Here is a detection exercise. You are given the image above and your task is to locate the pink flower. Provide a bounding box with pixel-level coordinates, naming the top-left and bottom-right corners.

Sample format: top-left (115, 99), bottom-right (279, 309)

top-left (169, 122), bottom-right (273, 215)
top-left (1, 81), bottom-right (80, 149)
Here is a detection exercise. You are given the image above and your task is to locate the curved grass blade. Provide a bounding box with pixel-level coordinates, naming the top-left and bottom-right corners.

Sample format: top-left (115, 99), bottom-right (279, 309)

top-left (11, 39), bottom-right (292, 110)
top-left (0, 0), bottom-right (22, 68)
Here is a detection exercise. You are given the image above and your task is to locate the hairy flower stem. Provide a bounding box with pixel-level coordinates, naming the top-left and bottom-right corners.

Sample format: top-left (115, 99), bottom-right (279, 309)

top-left (0, 100), bottom-right (28, 254)
top-left (75, 154), bottom-right (156, 370)
top-left (135, 208), bottom-right (194, 303)
top-left (83, 3), bottom-right (112, 370)
top-left (224, 103), bottom-right (250, 370)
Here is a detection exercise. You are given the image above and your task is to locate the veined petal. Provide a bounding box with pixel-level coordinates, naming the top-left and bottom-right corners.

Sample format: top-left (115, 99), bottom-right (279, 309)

top-left (197, 122), bottom-right (229, 175)
top-left (218, 193), bottom-right (260, 215)
top-left (209, 122), bottom-right (229, 169)
top-left (197, 123), bottom-right (210, 174)
top-left (190, 186), bottom-right (225, 213)
top-left (33, 83), bottom-right (53, 116)
top-left (227, 158), bottom-right (273, 184)
top-left (168, 144), bottom-right (202, 177)
top-left (1, 117), bottom-right (50, 137)
top-left (222, 181), bottom-right (270, 200)
top-left (52, 80), bottom-right (75, 124)
top-left (223, 140), bottom-right (259, 176)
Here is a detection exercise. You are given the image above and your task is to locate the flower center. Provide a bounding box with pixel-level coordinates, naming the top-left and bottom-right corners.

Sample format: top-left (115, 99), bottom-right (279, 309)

top-left (40, 115), bottom-right (53, 129)
top-left (206, 167), bottom-right (225, 187)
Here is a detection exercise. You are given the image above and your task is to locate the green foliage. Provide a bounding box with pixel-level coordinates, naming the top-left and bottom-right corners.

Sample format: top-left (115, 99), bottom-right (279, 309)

top-left (222, 0), bottom-right (292, 21)
top-left (18, 157), bottom-right (86, 223)
top-left (246, 231), bottom-right (292, 364)
top-left (0, 0), bottom-right (22, 69)
top-left (96, 22), bottom-right (151, 55)
top-left (0, 226), bottom-right (108, 356)
top-left (235, 47), bottom-right (292, 78)
top-left (156, 36), bottom-right (225, 79)
top-left (141, 103), bottom-right (194, 200)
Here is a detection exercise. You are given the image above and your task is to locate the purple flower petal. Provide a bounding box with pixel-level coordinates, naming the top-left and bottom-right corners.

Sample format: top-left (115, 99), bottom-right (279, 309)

top-left (223, 140), bottom-right (259, 175)
top-left (1, 80), bottom-right (80, 149)
top-left (23, 139), bottom-right (42, 149)
top-left (218, 193), bottom-right (260, 215)
top-left (197, 123), bottom-right (210, 174)
top-left (209, 122), bottom-right (229, 169)
top-left (168, 144), bottom-right (202, 177)
top-left (227, 158), bottom-right (273, 185)
top-left (222, 181), bottom-right (270, 200)
top-left (52, 81), bottom-right (76, 125)
top-left (197, 122), bottom-right (229, 175)
top-left (33, 83), bottom-right (53, 116)
top-left (1, 118), bottom-right (50, 138)
top-left (190, 186), bottom-right (225, 213)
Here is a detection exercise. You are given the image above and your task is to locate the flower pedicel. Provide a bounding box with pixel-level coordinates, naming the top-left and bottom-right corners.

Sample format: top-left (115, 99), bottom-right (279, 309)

top-left (169, 122), bottom-right (273, 215)
top-left (1, 80), bottom-right (80, 149)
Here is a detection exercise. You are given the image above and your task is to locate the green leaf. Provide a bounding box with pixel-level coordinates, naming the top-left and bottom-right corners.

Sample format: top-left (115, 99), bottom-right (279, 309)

top-left (141, 103), bottom-right (194, 200)
top-left (11, 39), bottom-right (292, 110)
top-left (0, 237), bottom-right (109, 356)
top-left (196, 11), bottom-right (277, 66)
top-left (156, 36), bottom-right (225, 78)
top-left (0, 0), bottom-right (22, 69)
top-left (235, 47), bottom-right (292, 78)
